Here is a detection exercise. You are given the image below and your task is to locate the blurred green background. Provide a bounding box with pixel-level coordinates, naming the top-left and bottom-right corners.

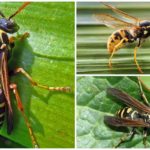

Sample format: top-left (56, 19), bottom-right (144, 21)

top-left (77, 2), bottom-right (150, 74)
top-left (0, 2), bottom-right (74, 148)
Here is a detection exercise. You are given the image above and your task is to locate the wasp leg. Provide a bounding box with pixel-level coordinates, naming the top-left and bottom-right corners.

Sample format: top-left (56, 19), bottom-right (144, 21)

top-left (9, 32), bottom-right (30, 51)
top-left (143, 127), bottom-right (148, 148)
top-left (114, 128), bottom-right (136, 148)
top-left (18, 32), bottom-right (30, 41)
top-left (8, 37), bottom-right (15, 50)
top-left (0, 44), bottom-right (6, 49)
top-left (9, 83), bottom-right (39, 148)
top-left (9, 32), bottom-right (30, 45)
top-left (109, 38), bottom-right (128, 68)
top-left (14, 67), bottom-right (71, 92)
top-left (134, 46), bottom-right (143, 74)
top-left (137, 77), bottom-right (150, 106)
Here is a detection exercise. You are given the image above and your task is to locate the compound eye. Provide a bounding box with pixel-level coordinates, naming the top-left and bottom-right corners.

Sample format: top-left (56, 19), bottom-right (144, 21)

top-left (6, 21), bottom-right (13, 28)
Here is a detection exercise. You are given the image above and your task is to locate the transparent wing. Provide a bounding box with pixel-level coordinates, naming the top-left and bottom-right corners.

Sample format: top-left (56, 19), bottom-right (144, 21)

top-left (103, 3), bottom-right (141, 25)
top-left (94, 14), bottom-right (136, 29)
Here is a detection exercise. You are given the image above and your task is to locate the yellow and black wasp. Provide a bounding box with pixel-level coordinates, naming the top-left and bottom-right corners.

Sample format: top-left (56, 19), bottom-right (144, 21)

top-left (94, 3), bottom-right (150, 74)
top-left (105, 77), bottom-right (150, 148)
top-left (0, 2), bottom-right (71, 148)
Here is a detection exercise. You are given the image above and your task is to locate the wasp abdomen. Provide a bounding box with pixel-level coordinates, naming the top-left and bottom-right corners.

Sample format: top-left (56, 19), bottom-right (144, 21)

top-left (0, 89), bottom-right (5, 127)
top-left (116, 107), bottom-right (140, 120)
top-left (107, 29), bottom-right (135, 53)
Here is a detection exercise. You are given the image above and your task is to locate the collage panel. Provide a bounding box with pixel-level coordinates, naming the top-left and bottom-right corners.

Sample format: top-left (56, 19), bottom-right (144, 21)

top-left (77, 2), bottom-right (150, 74)
top-left (77, 76), bottom-right (150, 148)
top-left (0, 2), bottom-right (74, 148)
top-left (1, 0), bottom-right (150, 149)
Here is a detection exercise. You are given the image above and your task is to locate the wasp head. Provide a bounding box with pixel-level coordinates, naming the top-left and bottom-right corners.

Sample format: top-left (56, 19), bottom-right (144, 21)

top-left (139, 20), bottom-right (150, 38)
top-left (140, 20), bottom-right (150, 28)
top-left (0, 18), bottom-right (19, 34)
top-left (0, 2), bottom-right (30, 34)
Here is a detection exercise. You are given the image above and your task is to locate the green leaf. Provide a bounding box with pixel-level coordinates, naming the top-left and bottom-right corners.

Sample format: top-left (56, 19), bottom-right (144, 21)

top-left (77, 76), bottom-right (150, 148)
top-left (77, 2), bottom-right (150, 74)
top-left (0, 136), bottom-right (25, 148)
top-left (0, 2), bottom-right (74, 148)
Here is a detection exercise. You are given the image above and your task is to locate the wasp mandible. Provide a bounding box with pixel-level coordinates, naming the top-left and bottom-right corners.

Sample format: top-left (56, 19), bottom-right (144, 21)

top-left (94, 3), bottom-right (150, 74)
top-left (0, 2), bottom-right (71, 148)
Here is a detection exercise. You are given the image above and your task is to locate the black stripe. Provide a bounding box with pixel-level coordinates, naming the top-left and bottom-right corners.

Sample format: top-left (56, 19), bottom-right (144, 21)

top-left (124, 30), bottom-right (135, 43)
top-left (114, 32), bottom-right (122, 40)
top-left (0, 106), bottom-right (5, 114)
top-left (117, 107), bottom-right (129, 118)
top-left (122, 107), bottom-right (129, 117)
top-left (1, 32), bottom-right (9, 45)
top-left (0, 88), bottom-right (6, 114)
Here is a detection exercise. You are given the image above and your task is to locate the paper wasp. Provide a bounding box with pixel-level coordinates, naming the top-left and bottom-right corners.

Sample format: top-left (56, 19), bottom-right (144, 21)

top-left (0, 2), bottom-right (71, 148)
top-left (94, 3), bottom-right (150, 73)
top-left (105, 77), bottom-right (150, 148)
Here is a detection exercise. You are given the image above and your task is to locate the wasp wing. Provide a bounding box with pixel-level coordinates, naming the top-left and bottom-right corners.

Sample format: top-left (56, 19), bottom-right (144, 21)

top-left (1, 51), bottom-right (13, 134)
top-left (107, 88), bottom-right (150, 114)
top-left (104, 116), bottom-right (150, 127)
top-left (94, 14), bottom-right (137, 29)
top-left (103, 3), bottom-right (141, 26)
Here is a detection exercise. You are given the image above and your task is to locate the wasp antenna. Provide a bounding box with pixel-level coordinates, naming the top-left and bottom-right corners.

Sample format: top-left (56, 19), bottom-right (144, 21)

top-left (0, 11), bottom-right (5, 18)
top-left (9, 2), bottom-right (30, 19)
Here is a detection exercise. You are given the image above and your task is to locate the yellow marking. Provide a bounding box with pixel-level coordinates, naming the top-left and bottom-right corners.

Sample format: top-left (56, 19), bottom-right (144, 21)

top-left (0, 102), bottom-right (5, 108)
top-left (144, 30), bottom-right (148, 34)
top-left (111, 34), bottom-right (116, 41)
top-left (107, 31), bottom-right (128, 54)
top-left (0, 30), bottom-right (5, 35)
top-left (0, 30), bottom-right (6, 44)
top-left (127, 108), bottom-right (132, 113)
top-left (131, 110), bottom-right (137, 119)
top-left (120, 108), bottom-right (126, 118)
top-left (119, 30), bottom-right (126, 38)
top-left (108, 38), bottom-right (128, 67)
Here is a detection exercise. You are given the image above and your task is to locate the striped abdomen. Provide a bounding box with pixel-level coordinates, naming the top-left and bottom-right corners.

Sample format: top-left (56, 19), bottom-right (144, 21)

top-left (116, 107), bottom-right (140, 120)
top-left (107, 29), bottom-right (135, 53)
top-left (0, 89), bottom-right (5, 127)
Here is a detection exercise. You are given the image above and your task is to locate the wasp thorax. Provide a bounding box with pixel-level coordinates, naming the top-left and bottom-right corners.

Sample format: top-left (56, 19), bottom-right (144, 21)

top-left (0, 18), bottom-right (19, 34)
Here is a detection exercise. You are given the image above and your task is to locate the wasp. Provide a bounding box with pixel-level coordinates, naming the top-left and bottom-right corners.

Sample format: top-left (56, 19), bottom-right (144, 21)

top-left (0, 2), bottom-right (71, 148)
top-left (94, 3), bottom-right (150, 74)
top-left (105, 78), bottom-right (150, 148)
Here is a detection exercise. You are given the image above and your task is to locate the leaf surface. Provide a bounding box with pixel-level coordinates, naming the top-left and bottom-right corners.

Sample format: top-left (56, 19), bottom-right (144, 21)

top-left (77, 76), bottom-right (150, 148)
top-left (0, 2), bottom-right (74, 148)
